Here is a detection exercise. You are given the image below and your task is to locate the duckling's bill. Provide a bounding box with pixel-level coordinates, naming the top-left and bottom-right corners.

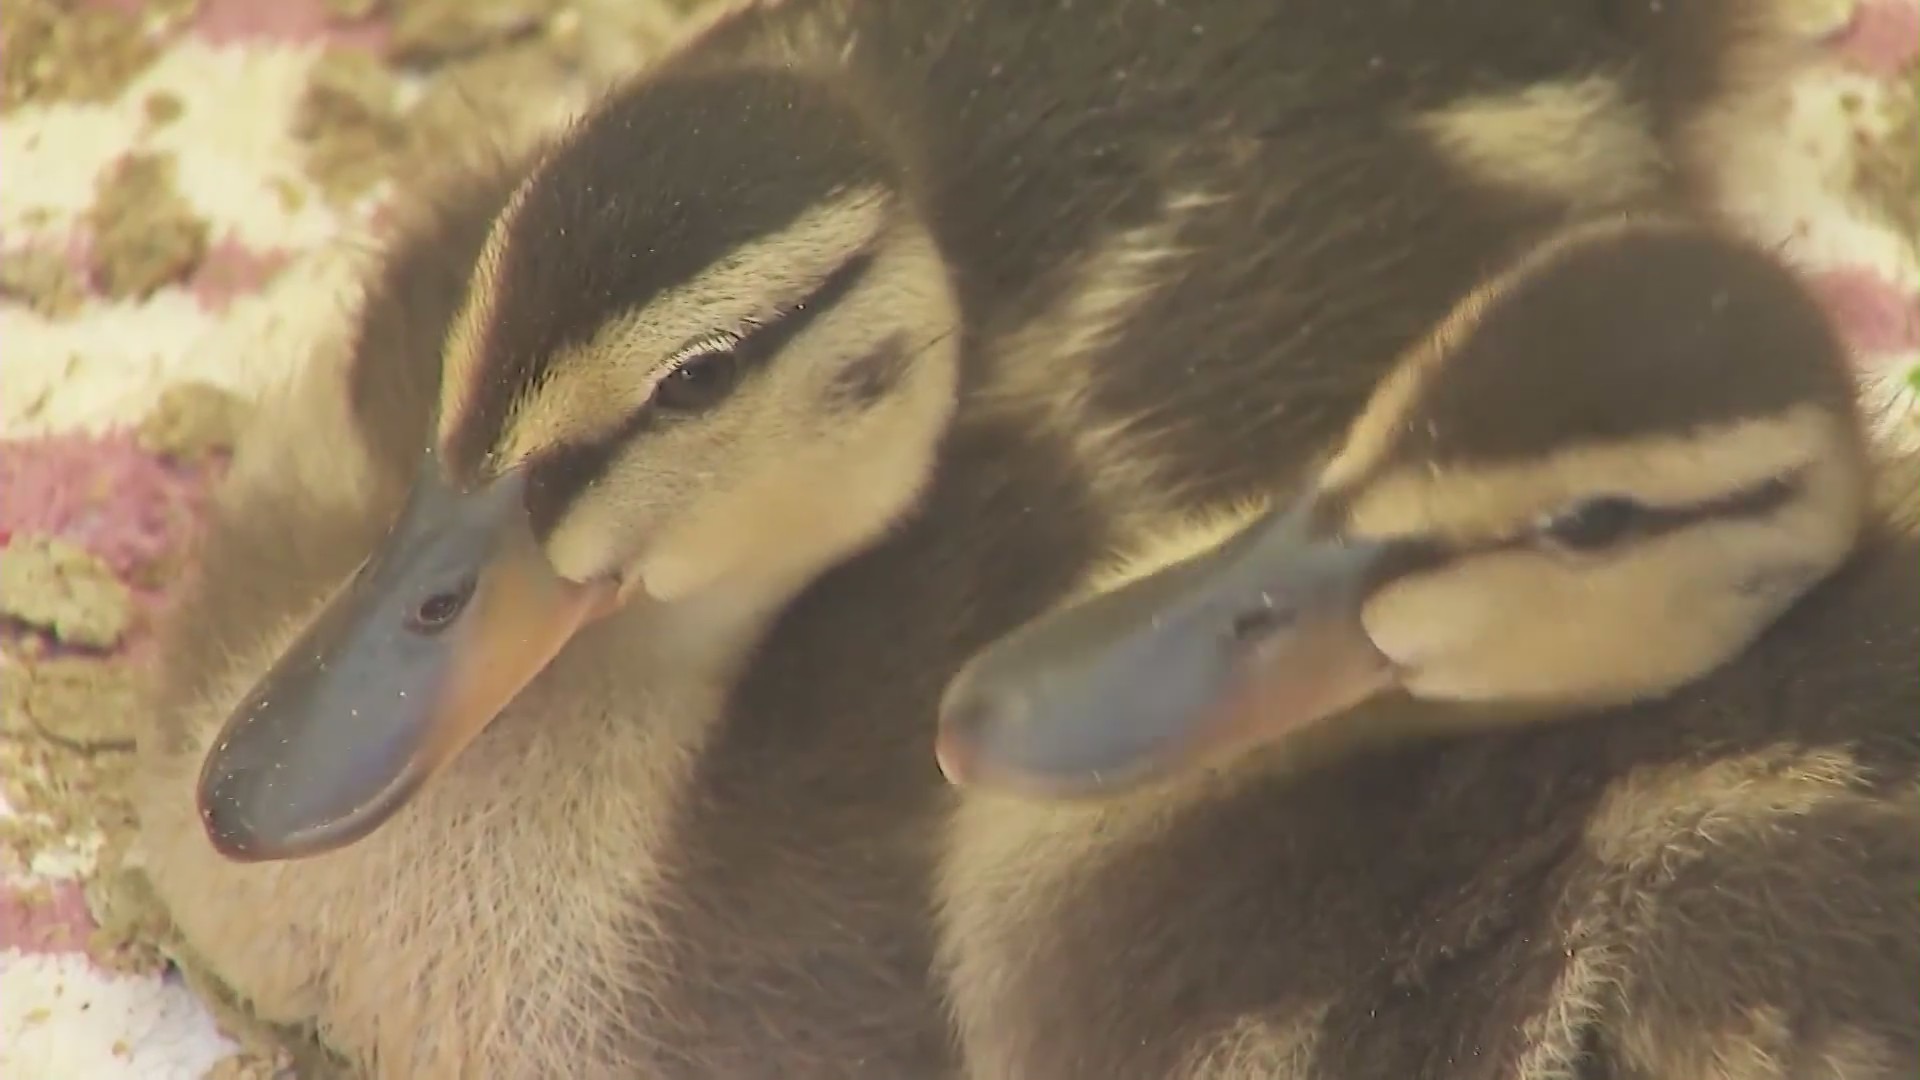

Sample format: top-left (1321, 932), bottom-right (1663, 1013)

top-left (936, 499), bottom-right (1398, 798)
top-left (197, 457), bottom-right (619, 862)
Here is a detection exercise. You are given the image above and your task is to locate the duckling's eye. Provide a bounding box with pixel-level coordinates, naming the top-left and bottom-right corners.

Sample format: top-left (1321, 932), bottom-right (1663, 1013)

top-left (1536, 496), bottom-right (1646, 552)
top-left (654, 336), bottom-right (743, 413)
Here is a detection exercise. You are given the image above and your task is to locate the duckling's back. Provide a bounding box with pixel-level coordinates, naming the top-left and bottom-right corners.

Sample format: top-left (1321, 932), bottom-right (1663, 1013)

top-left (846, 0), bottom-right (1694, 511)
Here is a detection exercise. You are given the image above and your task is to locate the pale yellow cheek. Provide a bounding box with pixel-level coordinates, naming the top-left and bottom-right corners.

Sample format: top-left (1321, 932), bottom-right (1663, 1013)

top-left (635, 524), bottom-right (740, 603)
top-left (1358, 537), bottom-right (1808, 708)
top-left (1359, 554), bottom-right (1611, 702)
top-left (1360, 571), bottom-right (1501, 671)
top-left (544, 490), bottom-right (666, 585)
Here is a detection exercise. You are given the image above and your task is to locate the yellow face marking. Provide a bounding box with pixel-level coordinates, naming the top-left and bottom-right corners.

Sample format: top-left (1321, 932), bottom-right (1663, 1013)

top-left (1339, 407), bottom-right (1845, 543)
top-left (438, 186), bottom-right (893, 472)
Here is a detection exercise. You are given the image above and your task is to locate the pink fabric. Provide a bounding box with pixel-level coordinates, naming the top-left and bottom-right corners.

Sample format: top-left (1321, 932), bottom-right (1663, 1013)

top-left (1831, 0), bottom-right (1920, 76)
top-left (0, 434), bottom-right (213, 582)
top-left (86, 0), bottom-right (392, 51)
top-left (0, 230), bottom-right (95, 289)
top-left (0, 883), bottom-right (97, 959)
top-left (3, 3), bottom-right (388, 1074)
top-left (1807, 266), bottom-right (1920, 362)
top-left (189, 237), bottom-right (294, 312)
top-left (0, 231), bottom-right (292, 314)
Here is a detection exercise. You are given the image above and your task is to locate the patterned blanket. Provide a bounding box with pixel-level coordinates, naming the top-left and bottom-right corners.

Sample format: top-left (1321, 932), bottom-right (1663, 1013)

top-left (0, 0), bottom-right (1913, 1076)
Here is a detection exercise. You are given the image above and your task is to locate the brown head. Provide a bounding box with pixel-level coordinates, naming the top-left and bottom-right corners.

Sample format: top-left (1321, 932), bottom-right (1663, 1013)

top-left (937, 217), bottom-right (1870, 797)
top-left (197, 61), bottom-right (963, 860)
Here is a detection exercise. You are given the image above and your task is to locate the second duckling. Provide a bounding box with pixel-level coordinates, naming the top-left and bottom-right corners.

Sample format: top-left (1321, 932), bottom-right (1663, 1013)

top-left (936, 217), bottom-right (1920, 1079)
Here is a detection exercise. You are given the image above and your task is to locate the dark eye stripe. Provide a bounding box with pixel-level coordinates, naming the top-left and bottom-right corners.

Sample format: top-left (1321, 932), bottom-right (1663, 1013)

top-left (1622, 473), bottom-right (1800, 539)
top-left (523, 249), bottom-right (878, 536)
top-left (1356, 473), bottom-right (1803, 593)
top-left (1694, 472), bottom-right (1800, 519)
top-left (720, 249), bottom-right (876, 372)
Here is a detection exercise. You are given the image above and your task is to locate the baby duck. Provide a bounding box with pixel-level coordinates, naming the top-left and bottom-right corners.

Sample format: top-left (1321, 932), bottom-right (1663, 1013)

top-left (936, 216), bottom-right (1919, 1079)
top-left (134, 0), bottom-right (1850, 1074)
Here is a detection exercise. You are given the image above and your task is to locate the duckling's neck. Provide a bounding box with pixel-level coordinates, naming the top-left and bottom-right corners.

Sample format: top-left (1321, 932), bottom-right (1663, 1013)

top-left (593, 585), bottom-right (798, 695)
top-left (1731, 527), bottom-right (1918, 688)
top-left (1869, 452), bottom-right (1920, 534)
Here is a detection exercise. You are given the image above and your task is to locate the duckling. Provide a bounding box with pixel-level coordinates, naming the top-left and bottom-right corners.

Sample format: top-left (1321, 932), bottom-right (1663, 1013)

top-left (934, 216), bottom-right (1920, 1080)
top-left (140, 155), bottom-right (1105, 1077)
top-left (135, 0), bottom-right (1836, 1074)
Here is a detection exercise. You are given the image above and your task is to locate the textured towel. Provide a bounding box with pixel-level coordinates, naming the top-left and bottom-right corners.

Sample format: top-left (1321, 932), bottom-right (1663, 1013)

top-left (1, 0), bottom-right (691, 1075)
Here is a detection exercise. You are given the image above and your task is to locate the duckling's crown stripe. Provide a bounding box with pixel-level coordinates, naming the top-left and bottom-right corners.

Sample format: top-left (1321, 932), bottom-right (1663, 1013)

top-left (445, 64), bottom-right (897, 475)
top-left (1385, 226), bottom-right (1855, 471)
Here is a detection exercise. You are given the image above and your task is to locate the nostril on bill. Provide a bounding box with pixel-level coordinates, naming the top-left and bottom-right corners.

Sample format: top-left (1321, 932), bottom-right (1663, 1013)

top-left (405, 574), bottom-right (477, 635)
top-left (1230, 601), bottom-right (1296, 645)
top-left (936, 681), bottom-right (1031, 785)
